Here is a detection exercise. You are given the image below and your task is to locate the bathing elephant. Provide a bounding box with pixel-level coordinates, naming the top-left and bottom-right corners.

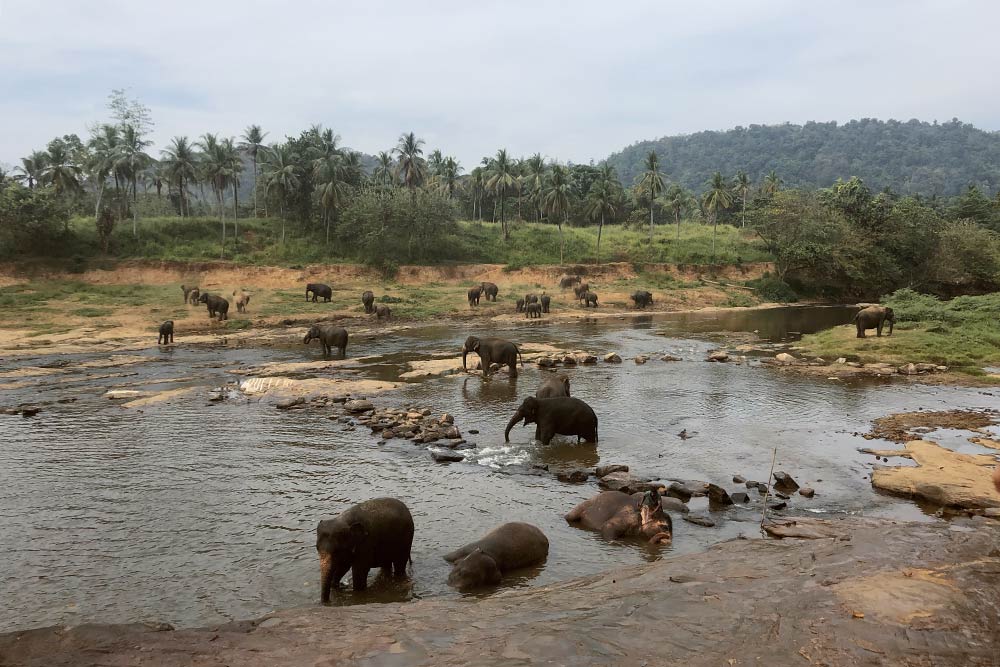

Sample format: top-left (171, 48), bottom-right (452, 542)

top-left (362, 290), bottom-right (375, 314)
top-left (157, 320), bottom-right (174, 344)
top-left (535, 375), bottom-right (570, 398)
top-left (374, 304), bottom-right (391, 320)
top-left (233, 290), bottom-right (251, 313)
top-left (630, 291), bottom-right (653, 309)
top-left (582, 292), bottom-right (598, 308)
top-left (525, 303), bottom-right (542, 318)
top-left (304, 324), bottom-right (348, 356)
top-left (573, 283), bottom-right (591, 300)
top-left (559, 275), bottom-right (582, 289)
top-left (306, 283), bottom-right (333, 302)
top-left (565, 489), bottom-right (673, 544)
top-left (515, 298), bottom-right (525, 313)
top-left (316, 497), bottom-right (414, 600)
top-left (540, 294), bottom-right (551, 313)
top-left (181, 284), bottom-right (199, 305)
top-left (198, 293), bottom-right (229, 320)
top-left (480, 282), bottom-right (499, 301)
top-left (462, 335), bottom-right (523, 378)
top-left (504, 396), bottom-right (598, 446)
top-left (468, 286), bottom-right (482, 306)
top-left (854, 305), bottom-right (895, 338)
top-left (444, 522), bottom-right (549, 591)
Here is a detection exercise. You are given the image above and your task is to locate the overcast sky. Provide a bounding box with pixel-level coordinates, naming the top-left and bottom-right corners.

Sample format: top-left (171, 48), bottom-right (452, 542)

top-left (2, 0), bottom-right (998, 168)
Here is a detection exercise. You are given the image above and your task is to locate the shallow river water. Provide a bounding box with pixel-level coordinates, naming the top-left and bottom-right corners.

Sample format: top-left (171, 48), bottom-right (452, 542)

top-left (1, 306), bottom-right (997, 633)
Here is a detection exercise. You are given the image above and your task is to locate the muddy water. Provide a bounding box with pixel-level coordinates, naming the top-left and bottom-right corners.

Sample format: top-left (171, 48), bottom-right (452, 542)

top-left (1, 306), bottom-right (997, 633)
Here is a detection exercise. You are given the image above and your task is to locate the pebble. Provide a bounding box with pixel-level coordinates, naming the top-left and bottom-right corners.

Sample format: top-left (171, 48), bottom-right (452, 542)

top-left (799, 487), bottom-right (816, 498)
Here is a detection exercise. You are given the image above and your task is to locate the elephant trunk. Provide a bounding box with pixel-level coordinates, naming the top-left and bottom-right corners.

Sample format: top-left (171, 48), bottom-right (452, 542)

top-left (319, 551), bottom-right (334, 603)
top-left (462, 347), bottom-right (469, 372)
top-left (648, 532), bottom-right (672, 544)
top-left (303, 333), bottom-right (313, 344)
top-left (504, 410), bottom-right (524, 442)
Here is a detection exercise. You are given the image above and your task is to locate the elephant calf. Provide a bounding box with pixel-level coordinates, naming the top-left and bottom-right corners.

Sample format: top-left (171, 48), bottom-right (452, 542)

top-left (306, 283), bottom-right (333, 302)
top-left (582, 292), bottom-right (598, 308)
top-left (505, 396), bottom-right (598, 445)
top-left (525, 303), bottom-right (542, 318)
top-left (630, 290), bottom-right (653, 309)
top-left (374, 304), bottom-right (391, 320)
top-left (317, 497), bottom-right (414, 599)
top-left (157, 320), bottom-right (174, 344)
top-left (233, 290), bottom-right (251, 313)
top-left (535, 375), bottom-right (570, 398)
top-left (854, 305), bottom-right (895, 338)
top-left (515, 298), bottom-right (525, 313)
top-left (304, 324), bottom-right (348, 356)
top-left (198, 293), bottom-right (229, 321)
top-left (462, 335), bottom-right (523, 378)
top-left (566, 489), bottom-right (673, 544)
top-left (362, 290), bottom-right (375, 314)
top-left (468, 286), bottom-right (482, 307)
top-left (181, 284), bottom-right (199, 305)
top-left (573, 283), bottom-right (591, 300)
top-left (444, 522), bottom-right (549, 591)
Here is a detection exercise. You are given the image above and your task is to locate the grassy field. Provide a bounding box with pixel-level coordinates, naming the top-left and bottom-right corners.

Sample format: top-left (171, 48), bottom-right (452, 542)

top-left (797, 289), bottom-right (1000, 373)
top-left (58, 215), bottom-right (771, 268)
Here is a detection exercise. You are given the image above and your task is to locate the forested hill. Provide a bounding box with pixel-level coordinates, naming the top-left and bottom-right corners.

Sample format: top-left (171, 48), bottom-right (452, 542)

top-left (605, 119), bottom-right (1000, 196)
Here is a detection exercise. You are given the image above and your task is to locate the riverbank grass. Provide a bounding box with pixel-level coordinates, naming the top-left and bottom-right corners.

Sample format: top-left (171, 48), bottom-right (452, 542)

top-left (797, 289), bottom-right (1000, 373)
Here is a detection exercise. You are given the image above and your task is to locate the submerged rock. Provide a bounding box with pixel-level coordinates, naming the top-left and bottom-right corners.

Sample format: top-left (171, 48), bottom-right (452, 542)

top-left (799, 487), bottom-right (816, 498)
top-left (429, 449), bottom-right (464, 463)
top-left (661, 355), bottom-right (682, 362)
top-left (773, 472), bottom-right (800, 492)
top-left (276, 397), bottom-right (306, 410)
top-left (344, 399), bottom-right (375, 413)
top-left (683, 514), bottom-right (716, 528)
top-left (733, 475), bottom-right (746, 484)
top-left (774, 353), bottom-right (796, 365)
top-left (556, 469), bottom-right (590, 484)
top-left (634, 355), bottom-right (648, 365)
top-left (706, 350), bottom-right (729, 362)
top-left (707, 484), bottom-right (734, 508)
top-left (595, 464), bottom-right (629, 478)
top-left (604, 353), bottom-right (622, 363)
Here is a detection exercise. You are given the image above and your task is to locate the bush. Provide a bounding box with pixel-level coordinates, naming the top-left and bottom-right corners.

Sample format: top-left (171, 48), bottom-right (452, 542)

top-left (748, 275), bottom-right (799, 302)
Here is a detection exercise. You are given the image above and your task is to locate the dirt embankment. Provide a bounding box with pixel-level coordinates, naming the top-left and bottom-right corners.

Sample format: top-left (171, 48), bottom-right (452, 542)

top-left (2, 517), bottom-right (997, 667)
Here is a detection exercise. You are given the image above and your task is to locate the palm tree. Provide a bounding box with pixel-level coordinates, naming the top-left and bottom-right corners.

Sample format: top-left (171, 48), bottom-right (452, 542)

top-left (393, 132), bottom-right (426, 191)
top-left (635, 150), bottom-right (665, 243)
top-left (314, 154), bottom-right (353, 244)
top-left (732, 171), bottom-right (751, 227)
top-left (222, 138), bottom-right (244, 243)
top-left (762, 170), bottom-right (782, 197)
top-left (40, 142), bottom-right (82, 196)
top-left (703, 172), bottom-right (734, 261)
top-left (434, 156), bottom-right (462, 199)
top-left (585, 173), bottom-right (619, 264)
top-left (523, 153), bottom-right (547, 221)
top-left (485, 149), bottom-right (518, 240)
top-left (160, 137), bottom-right (198, 217)
top-left (427, 149), bottom-right (445, 178)
top-left (240, 125), bottom-right (267, 217)
top-left (116, 125), bottom-right (154, 237)
top-left (373, 151), bottom-right (394, 187)
top-left (661, 183), bottom-right (694, 240)
top-left (261, 144), bottom-right (299, 243)
top-left (541, 164), bottom-right (572, 263)
top-left (15, 151), bottom-right (47, 189)
top-left (469, 167), bottom-right (485, 220)
top-left (197, 133), bottom-right (233, 256)
top-left (86, 127), bottom-right (120, 219)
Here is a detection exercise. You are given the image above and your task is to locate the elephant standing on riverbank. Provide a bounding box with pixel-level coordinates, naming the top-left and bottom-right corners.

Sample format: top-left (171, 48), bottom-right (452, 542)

top-left (462, 336), bottom-right (523, 378)
top-left (540, 295), bottom-right (551, 313)
top-left (565, 489), bottom-right (673, 544)
top-left (516, 298), bottom-right (525, 313)
top-left (157, 320), bottom-right (174, 344)
top-left (444, 522), bottom-right (549, 591)
top-left (304, 324), bottom-right (348, 356)
top-left (573, 283), bottom-right (590, 301)
top-left (525, 303), bottom-right (542, 318)
top-left (374, 304), bottom-right (391, 320)
top-left (317, 497), bottom-right (414, 600)
top-left (559, 275), bottom-right (582, 289)
top-left (582, 292), bottom-right (598, 308)
top-left (854, 306), bottom-right (895, 338)
top-left (198, 293), bottom-right (229, 321)
top-left (181, 285), bottom-right (199, 305)
top-left (233, 290), bottom-right (251, 313)
top-left (468, 286), bottom-right (482, 307)
top-left (504, 396), bottom-right (598, 445)
top-left (481, 282), bottom-right (499, 301)
top-left (362, 291), bottom-right (375, 314)
top-left (631, 291), bottom-right (653, 309)
top-left (306, 283), bottom-right (333, 302)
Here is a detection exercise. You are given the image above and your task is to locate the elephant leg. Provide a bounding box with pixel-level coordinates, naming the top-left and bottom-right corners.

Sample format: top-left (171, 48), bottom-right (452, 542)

top-left (508, 361), bottom-right (517, 377)
top-left (351, 563), bottom-right (370, 591)
top-left (876, 322), bottom-right (883, 337)
top-left (540, 429), bottom-right (554, 446)
top-left (392, 556), bottom-right (408, 577)
top-left (856, 325), bottom-right (865, 338)
top-left (481, 354), bottom-right (491, 377)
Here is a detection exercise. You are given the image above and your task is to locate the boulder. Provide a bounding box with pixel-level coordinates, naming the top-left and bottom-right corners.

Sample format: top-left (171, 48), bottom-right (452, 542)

top-left (730, 492), bottom-right (751, 504)
top-left (665, 480), bottom-right (709, 501)
top-left (768, 501), bottom-right (788, 511)
top-left (562, 355), bottom-right (578, 366)
top-left (744, 480), bottom-right (759, 489)
top-left (604, 353), bottom-right (623, 363)
top-left (276, 397), bottom-right (306, 410)
top-left (659, 496), bottom-right (690, 514)
top-left (597, 472), bottom-right (655, 494)
top-left (595, 464), bottom-right (629, 478)
top-left (575, 354), bottom-right (598, 365)
top-left (634, 355), bottom-right (648, 365)
top-left (773, 472), bottom-right (800, 492)
top-left (915, 363), bottom-right (938, 373)
top-left (439, 414), bottom-right (455, 425)
top-left (898, 363), bottom-right (920, 375)
top-left (683, 515), bottom-right (716, 528)
top-left (707, 484), bottom-right (734, 507)
top-left (774, 353), bottom-right (796, 365)
top-left (556, 469), bottom-right (590, 484)
top-left (733, 475), bottom-right (746, 484)
top-left (798, 487), bottom-right (816, 498)
top-left (775, 492), bottom-right (790, 500)
top-left (537, 357), bottom-right (557, 368)
top-left (429, 449), bottom-right (464, 463)
top-left (706, 350), bottom-right (729, 362)
top-left (661, 355), bottom-right (682, 362)
top-left (345, 399), bottom-right (375, 413)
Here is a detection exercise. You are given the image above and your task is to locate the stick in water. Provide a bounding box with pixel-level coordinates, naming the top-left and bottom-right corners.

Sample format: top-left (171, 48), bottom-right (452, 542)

top-left (759, 446), bottom-right (778, 536)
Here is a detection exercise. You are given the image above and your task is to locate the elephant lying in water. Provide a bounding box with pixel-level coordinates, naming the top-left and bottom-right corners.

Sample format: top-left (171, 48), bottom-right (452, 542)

top-left (854, 305), bottom-right (895, 338)
top-left (565, 489), bottom-right (673, 544)
top-left (504, 396), bottom-right (598, 445)
top-left (462, 336), bottom-right (523, 378)
top-left (316, 497), bottom-right (413, 600)
top-left (444, 522), bottom-right (549, 591)
top-left (304, 324), bottom-right (348, 356)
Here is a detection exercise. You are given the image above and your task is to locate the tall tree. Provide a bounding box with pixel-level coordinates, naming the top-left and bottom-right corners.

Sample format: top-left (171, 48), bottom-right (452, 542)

top-left (373, 151), bottom-right (394, 188)
top-left (541, 164), bottom-right (572, 263)
top-left (585, 169), bottom-right (619, 264)
top-left (635, 150), bottom-right (665, 243)
top-left (469, 167), bottom-right (485, 220)
top-left (15, 151), bottom-right (47, 190)
top-left (732, 170), bottom-right (751, 227)
top-left (261, 144), bottom-right (300, 243)
top-left (160, 137), bottom-right (198, 217)
top-left (427, 149), bottom-right (445, 178)
top-left (762, 169), bottom-right (782, 197)
top-left (240, 125), bottom-right (267, 217)
top-left (485, 149), bottom-right (518, 240)
top-left (393, 132), bottom-right (426, 191)
top-left (661, 183), bottom-right (695, 240)
top-left (703, 171), bottom-right (734, 261)
top-left (434, 156), bottom-right (462, 199)
top-left (115, 125), bottom-right (153, 237)
top-left (41, 140), bottom-right (82, 197)
top-left (222, 137), bottom-right (244, 243)
top-left (523, 153), bottom-right (547, 221)
top-left (197, 133), bottom-right (232, 256)
top-left (314, 154), bottom-right (353, 244)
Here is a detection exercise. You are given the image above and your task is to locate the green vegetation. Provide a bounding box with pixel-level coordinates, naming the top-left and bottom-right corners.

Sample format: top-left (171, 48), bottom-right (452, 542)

top-left (797, 289), bottom-right (1000, 373)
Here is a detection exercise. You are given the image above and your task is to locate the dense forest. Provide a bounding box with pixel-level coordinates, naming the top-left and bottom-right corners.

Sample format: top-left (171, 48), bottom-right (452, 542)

top-left (2, 92), bottom-right (1000, 300)
top-left (606, 119), bottom-right (1000, 196)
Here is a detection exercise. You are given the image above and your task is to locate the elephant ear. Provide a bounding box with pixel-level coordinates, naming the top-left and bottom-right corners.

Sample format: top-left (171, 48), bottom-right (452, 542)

top-left (349, 521), bottom-right (368, 542)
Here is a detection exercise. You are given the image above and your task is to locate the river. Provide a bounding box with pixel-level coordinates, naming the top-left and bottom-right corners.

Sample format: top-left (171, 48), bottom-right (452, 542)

top-left (1, 305), bottom-right (996, 633)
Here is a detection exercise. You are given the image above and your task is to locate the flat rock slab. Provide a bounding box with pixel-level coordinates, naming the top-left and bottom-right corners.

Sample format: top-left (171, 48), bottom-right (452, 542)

top-left (872, 439), bottom-right (1000, 509)
top-left (240, 377), bottom-right (397, 399)
top-left (2, 519), bottom-right (998, 666)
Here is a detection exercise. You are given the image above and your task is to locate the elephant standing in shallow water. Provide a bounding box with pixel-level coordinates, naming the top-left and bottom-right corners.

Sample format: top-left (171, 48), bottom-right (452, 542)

top-left (504, 396), bottom-right (598, 445)
top-left (462, 335), bottom-right (523, 378)
top-left (304, 324), bottom-right (348, 356)
top-left (854, 305), bottom-right (895, 338)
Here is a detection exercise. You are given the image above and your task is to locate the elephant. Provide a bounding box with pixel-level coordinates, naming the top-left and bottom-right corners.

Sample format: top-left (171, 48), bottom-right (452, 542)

top-left (462, 335), bottom-right (523, 378)
top-left (524, 293), bottom-right (539, 305)
top-left (854, 305), bottom-right (895, 338)
top-left (304, 324), bottom-right (348, 356)
top-left (444, 522), bottom-right (549, 591)
top-left (515, 298), bottom-right (525, 313)
top-left (157, 320), bottom-right (174, 344)
top-left (504, 396), bottom-right (598, 446)
top-left (375, 304), bottom-right (392, 320)
top-left (565, 489), bottom-right (673, 544)
top-left (468, 286), bottom-right (482, 306)
top-left (198, 293), bottom-right (229, 320)
top-left (233, 290), bottom-right (251, 313)
top-left (630, 291), bottom-right (654, 309)
top-left (559, 275), bottom-right (582, 289)
top-left (540, 294), bottom-right (551, 313)
top-left (306, 283), bottom-right (333, 302)
top-left (582, 292), bottom-right (598, 308)
top-left (181, 284), bottom-right (199, 305)
top-left (535, 375), bottom-right (570, 398)
top-left (525, 303), bottom-right (542, 318)
top-left (316, 497), bottom-right (414, 600)
top-left (362, 290), bottom-right (375, 314)
top-left (480, 282), bottom-right (499, 301)
top-left (573, 283), bottom-right (591, 300)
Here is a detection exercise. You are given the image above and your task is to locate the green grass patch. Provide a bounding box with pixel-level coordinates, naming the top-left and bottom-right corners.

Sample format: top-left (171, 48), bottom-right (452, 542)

top-left (70, 307), bottom-right (113, 318)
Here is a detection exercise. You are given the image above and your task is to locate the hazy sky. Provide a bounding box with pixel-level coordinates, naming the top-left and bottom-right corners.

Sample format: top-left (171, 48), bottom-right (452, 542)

top-left (2, 0), bottom-right (998, 168)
